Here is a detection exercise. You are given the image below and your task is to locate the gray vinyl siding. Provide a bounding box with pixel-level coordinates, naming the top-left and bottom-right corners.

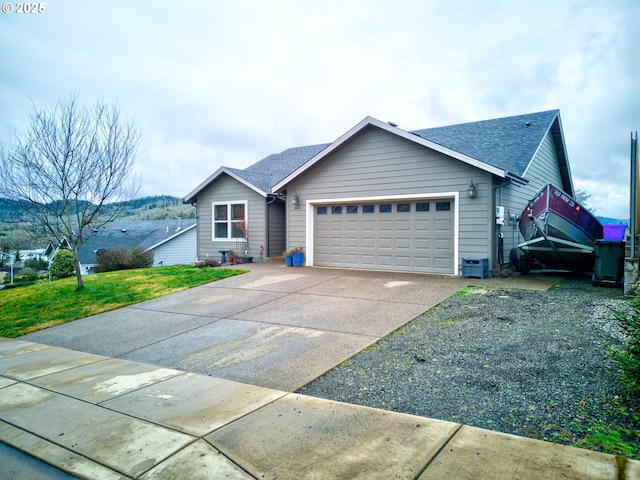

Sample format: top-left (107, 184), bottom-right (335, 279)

top-left (151, 226), bottom-right (197, 266)
top-left (285, 126), bottom-right (494, 270)
top-left (267, 201), bottom-right (286, 257)
top-left (195, 174), bottom-right (266, 260)
top-left (496, 130), bottom-right (566, 262)
top-left (459, 180), bottom-right (493, 261)
top-left (523, 131), bottom-right (564, 189)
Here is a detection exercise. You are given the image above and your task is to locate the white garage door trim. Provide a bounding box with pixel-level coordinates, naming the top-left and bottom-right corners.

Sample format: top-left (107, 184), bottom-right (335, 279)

top-left (305, 192), bottom-right (459, 275)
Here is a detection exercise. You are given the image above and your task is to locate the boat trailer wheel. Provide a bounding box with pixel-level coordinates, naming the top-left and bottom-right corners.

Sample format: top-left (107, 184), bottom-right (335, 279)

top-left (510, 248), bottom-right (530, 274)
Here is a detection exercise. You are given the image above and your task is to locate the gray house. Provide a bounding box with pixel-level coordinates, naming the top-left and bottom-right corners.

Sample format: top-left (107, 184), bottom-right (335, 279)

top-left (184, 110), bottom-right (572, 275)
top-left (77, 219), bottom-right (197, 274)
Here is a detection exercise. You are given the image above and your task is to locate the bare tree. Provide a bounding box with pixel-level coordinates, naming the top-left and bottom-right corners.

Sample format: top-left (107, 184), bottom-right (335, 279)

top-left (0, 95), bottom-right (141, 289)
top-left (574, 189), bottom-right (596, 215)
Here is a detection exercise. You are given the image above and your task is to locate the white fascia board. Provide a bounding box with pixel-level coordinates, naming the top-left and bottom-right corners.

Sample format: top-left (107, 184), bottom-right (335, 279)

top-left (375, 118), bottom-right (507, 178)
top-left (184, 167), bottom-right (267, 203)
top-left (553, 113), bottom-right (574, 193)
top-left (304, 191), bottom-right (460, 276)
top-left (225, 170), bottom-right (268, 197)
top-left (273, 116), bottom-right (378, 191)
top-left (522, 111), bottom-right (558, 180)
top-left (521, 112), bottom-right (573, 195)
top-left (274, 116), bottom-right (507, 192)
top-left (184, 166), bottom-right (226, 204)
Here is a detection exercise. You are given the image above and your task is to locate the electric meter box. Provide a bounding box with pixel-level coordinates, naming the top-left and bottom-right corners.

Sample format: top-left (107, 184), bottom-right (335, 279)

top-left (495, 206), bottom-right (505, 226)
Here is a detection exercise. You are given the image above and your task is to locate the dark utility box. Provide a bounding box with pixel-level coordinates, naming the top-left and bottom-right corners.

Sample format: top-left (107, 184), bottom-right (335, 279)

top-left (593, 240), bottom-right (625, 287)
top-left (462, 257), bottom-right (489, 279)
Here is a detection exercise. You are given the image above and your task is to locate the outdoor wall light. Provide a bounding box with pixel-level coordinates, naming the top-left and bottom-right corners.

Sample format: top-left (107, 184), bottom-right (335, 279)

top-left (467, 180), bottom-right (477, 198)
top-left (291, 193), bottom-right (299, 206)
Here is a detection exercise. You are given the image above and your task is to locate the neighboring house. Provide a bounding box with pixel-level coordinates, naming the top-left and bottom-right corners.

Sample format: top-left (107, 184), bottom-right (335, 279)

top-left (185, 110), bottom-right (572, 276)
top-left (77, 219), bottom-right (197, 274)
top-left (0, 252), bottom-right (12, 264)
top-left (44, 238), bottom-right (71, 264)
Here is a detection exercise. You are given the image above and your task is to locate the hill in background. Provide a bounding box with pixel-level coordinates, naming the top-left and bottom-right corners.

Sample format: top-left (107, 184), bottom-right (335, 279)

top-left (100, 195), bottom-right (196, 222)
top-left (0, 195), bottom-right (195, 251)
top-left (596, 216), bottom-right (629, 226)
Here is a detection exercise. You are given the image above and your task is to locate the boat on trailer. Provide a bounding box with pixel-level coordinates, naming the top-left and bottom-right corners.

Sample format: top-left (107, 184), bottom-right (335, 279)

top-left (511, 184), bottom-right (603, 273)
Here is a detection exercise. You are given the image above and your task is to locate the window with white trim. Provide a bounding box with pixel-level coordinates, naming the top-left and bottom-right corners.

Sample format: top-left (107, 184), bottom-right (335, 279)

top-left (213, 201), bottom-right (247, 240)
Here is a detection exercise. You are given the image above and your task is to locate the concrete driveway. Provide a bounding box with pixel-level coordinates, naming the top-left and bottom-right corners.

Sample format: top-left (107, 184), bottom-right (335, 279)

top-left (21, 262), bottom-right (470, 391)
top-left (7, 265), bottom-right (627, 480)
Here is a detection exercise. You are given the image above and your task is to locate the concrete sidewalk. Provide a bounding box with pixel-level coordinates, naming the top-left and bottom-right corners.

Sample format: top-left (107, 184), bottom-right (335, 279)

top-left (1, 338), bottom-right (638, 479)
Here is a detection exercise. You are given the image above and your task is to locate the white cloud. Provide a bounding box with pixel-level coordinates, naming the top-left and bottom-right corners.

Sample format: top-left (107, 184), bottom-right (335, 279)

top-left (0, 0), bottom-right (638, 219)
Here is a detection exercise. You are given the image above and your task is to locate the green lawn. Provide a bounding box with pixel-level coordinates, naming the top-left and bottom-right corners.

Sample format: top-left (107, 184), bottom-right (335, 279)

top-left (0, 266), bottom-right (246, 338)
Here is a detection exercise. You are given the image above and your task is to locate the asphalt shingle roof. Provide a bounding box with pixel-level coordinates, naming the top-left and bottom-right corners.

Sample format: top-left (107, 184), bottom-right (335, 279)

top-left (237, 143), bottom-right (331, 192)
top-left (187, 110), bottom-right (563, 199)
top-left (78, 219), bottom-right (196, 265)
top-left (411, 110), bottom-right (559, 177)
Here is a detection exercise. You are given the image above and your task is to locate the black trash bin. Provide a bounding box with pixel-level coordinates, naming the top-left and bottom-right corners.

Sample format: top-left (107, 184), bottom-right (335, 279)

top-left (592, 240), bottom-right (625, 287)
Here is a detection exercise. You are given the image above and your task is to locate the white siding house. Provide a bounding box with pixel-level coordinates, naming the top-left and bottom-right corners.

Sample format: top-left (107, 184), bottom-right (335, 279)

top-left (147, 223), bottom-right (197, 267)
top-left (77, 219), bottom-right (197, 274)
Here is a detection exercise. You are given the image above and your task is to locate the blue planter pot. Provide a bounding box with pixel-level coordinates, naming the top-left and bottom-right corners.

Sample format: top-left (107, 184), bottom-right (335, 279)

top-left (285, 255), bottom-right (293, 267)
top-left (292, 252), bottom-right (303, 267)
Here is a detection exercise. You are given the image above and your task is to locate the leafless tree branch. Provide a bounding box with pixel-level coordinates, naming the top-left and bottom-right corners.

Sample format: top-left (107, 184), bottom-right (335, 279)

top-left (0, 94), bottom-right (141, 289)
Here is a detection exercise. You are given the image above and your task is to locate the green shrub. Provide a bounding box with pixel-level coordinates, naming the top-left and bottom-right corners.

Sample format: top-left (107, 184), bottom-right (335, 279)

top-left (129, 247), bottom-right (155, 269)
top-left (194, 259), bottom-right (219, 268)
top-left (94, 247), bottom-right (154, 273)
top-left (50, 249), bottom-right (76, 280)
top-left (95, 248), bottom-right (126, 272)
top-left (610, 294), bottom-right (640, 395)
top-left (15, 267), bottom-right (38, 282)
top-left (1, 281), bottom-right (36, 289)
top-left (24, 257), bottom-right (49, 272)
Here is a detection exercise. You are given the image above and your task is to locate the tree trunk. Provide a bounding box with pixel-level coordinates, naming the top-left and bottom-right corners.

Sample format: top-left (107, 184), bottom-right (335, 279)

top-left (72, 245), bottom-right (85, 289)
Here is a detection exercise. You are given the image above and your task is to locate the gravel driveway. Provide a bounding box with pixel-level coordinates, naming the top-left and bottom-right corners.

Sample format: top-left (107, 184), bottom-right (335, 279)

top-left (300, 274), bottom-right (640, 458)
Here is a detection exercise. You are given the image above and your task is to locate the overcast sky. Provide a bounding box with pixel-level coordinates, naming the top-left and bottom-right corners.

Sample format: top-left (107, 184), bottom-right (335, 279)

top-left (1, 0), bottom-right (637, 219)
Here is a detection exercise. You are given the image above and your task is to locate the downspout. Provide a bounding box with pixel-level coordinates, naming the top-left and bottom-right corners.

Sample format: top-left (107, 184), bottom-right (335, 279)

top-left (492, 177), bottom-right (512, 275)
top-left (266, 194), bottom-right (278, 258)
top-left (189, 199), bottom-right (199, 261)
top-left (266, 193), bottom-right (286, 258)
top-left (631, 132), bottom-right (637, 258)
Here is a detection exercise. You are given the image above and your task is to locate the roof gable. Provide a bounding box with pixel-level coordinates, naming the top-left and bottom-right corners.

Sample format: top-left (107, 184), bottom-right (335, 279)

top-left (272, 116), bottom-right (517, 191)
top-left (184, 166), bottom-right (267, 201)
top-left (186, 110), bottom-right (569, 200)
top-left (184, 143), bottom-right (329, 203)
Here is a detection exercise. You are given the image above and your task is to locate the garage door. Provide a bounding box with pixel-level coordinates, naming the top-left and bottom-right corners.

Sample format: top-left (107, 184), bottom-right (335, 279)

top-left (314, 199), bottom-right (455, 274)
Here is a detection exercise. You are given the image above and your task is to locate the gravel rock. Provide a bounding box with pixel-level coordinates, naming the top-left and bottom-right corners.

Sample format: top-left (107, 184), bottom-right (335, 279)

top-left (299, 274), bottom-right (638, 453)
